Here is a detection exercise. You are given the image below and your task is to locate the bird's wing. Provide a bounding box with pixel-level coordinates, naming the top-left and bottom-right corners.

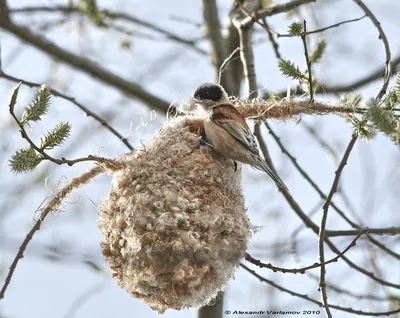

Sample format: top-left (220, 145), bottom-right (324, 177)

top-left (211, 104), bottom-right (259, 155)
top-left (212, 104), bottom-right (289, 190)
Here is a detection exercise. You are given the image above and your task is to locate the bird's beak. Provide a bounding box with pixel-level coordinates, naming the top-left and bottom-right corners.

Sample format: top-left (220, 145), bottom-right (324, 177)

top-left (188, 97), bottom-right (200, 107)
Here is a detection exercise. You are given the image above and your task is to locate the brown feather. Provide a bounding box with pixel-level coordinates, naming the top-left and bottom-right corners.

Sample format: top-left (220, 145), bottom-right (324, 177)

top-left (212, 104), bottom-right (249, 129)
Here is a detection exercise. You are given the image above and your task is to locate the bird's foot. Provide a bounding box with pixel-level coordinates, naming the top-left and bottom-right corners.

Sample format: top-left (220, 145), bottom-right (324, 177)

top-left (193, 136), bottom-right (213, 151)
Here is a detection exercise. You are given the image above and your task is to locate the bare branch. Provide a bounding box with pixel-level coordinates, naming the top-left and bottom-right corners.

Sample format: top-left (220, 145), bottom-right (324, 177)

top-left (241, 263), bottom-right (400, 316)
top-left (289, 216), bottom-right (399, 303)
top-left (236, 0), bottom-right (283, 60)
top-left (327, 227), bottom-right (400, 237)
top-left (63, 282), bottom-right (106, 318)
top-left (0, 166), bottom-right (104, 300)
top-left (225, 23), bottom-right (243, 95)
top-left (265, 119), bottom-right (400, 292)
top-left (8, 5), bottom-right (207, 55)
top-left (256, 124), bottom-right (400, 289)
top-left (253, 123), bottom-right (275, 171)
top-left (270, 55), bottom-right (400, 97)
top-left (262, 18), bottom-right (281, 59)
top-left (201, 0), bottom-right (224, 64)
top-left (265, 121), bottom-right (357, 228)
top-left (246, 230), bottom-right (366, 274)
top-left (233, 1), bottom-right (282, 185)
top-left (240, 0), bottom-right (317, 28)
top-left (353, 0), bottom-right (392, 101)
top-left (233, 0), bottom-right (259, 98)
top-left (0, 19), bottom-right (170, 113)
top-left (202, 0), bottom-right (235, 94)
top-left (218, 47), bottom-right (240, 86)
top-left (301, 20), bottom-right (314, 102)
top-left (318, 137), bottom-right (357, 317)
top-left (0, 0), bottom-right (9, 22)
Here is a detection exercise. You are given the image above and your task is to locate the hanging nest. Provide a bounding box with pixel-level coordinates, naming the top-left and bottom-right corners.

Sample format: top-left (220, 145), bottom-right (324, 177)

top-left (98, 116), bottom-right (252, 313)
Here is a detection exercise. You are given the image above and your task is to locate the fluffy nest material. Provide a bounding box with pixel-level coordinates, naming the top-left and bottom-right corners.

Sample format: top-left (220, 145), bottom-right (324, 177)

top-left (98, 116), bottom-right (251, 313)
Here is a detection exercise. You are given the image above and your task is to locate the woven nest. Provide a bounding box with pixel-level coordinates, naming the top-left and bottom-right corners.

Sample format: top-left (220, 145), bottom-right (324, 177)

top-left (98, 116), bottom-right (251, 313)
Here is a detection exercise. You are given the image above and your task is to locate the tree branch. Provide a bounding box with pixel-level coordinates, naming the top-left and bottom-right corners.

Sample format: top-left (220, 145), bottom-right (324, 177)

top-left (256, 124), bottom-right (400, 290)
top-left (266, 120), bottom-right (400, 262)
top-left (278, 15), bottom-right (367, 38)
top-left (270, 55), bottom-right (400, 98)
top-left (8, 5), bottom-right (207, 55)
top-left (241, 263), bottom-right (400, 316)
top-left (0, 72), bottom-right (134, 151)
top-left (262, 18), bottom-right (281, 59)
top-left (318, 137), bottom-right (357, 318)
top-left (202, 0), bottom-right (235, 94)
top-left (0, 166), bottom-right (104, 300)
top-left (233, 98), bottom-right (400, 120)
top-left (301, 20), bottom-right (314, 102)
top-left (233, 0), bottom-right (259, 98)
top-left (246, 230), bottom-right (365, 274)
top-left (225, 22), bottom-right (242, 95)
top-left (240, 0), bottom-right (317, 28)
top-left (0, 19), bottom-right (170, 113)
top-left (353, 0), bottom-right (391, 101)
top-left (0, 0), bottom-right (9, 22)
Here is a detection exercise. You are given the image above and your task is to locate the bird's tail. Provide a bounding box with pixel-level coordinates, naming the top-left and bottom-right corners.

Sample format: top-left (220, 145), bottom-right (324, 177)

top-left (252, 155), bottom-right (288, 191)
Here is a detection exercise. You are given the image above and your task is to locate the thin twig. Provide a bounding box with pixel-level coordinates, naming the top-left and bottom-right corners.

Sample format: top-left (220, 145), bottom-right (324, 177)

top-left (236, 1), bottom-right (282, 59)
top-left (240, 263), bottom-right (400, 316)
top-left (288, 213), bottom-right (399, 303)
top-left (0, 20), bottom-right (170, 113)
top-left (301, 122), bottom-right (400, 260)
top-left (265, 121), bottom-right (358, 228)
top-left (238, 6), bottom-right (365, 45)
top-left (218, 47), bottom-right (240, 85)
top-left (262, 18), bottom-right (281, 59)
top-left (311, 1), bottom-right (395, 300)
top-left (0, 166), bottom-right (104, 300)
top-left (278, 15), bottom-right (367, 37)
top-left (253, 123), bottom-right (275, 170)
top-left (246, 230), bottom-right (366, 274)
top-left (202, 0), bottom-right (234, 93)
top-left (0, 72), bottom-right (133, 151)
top-left (233, 0), bottom-right (259, 98)
top-left (240, 0), bottom-right (317, 28)
top-left (63, 282), bottom-right (107, 318)
top-left (302, 122), bottom-right (339, 161)
top-left (318, 137), bottom-right (357, 318)
top-left (327, 227), bottom-right (399, 237)
top-left (301, 20), bottom-right (314, 102)
top-left (169, 15), bottom-right (202, 28)
top-left (257, 124), bottom-right (400, 289)
top-left (260, 125), bottom-right (400, 239)
top-left (353, 0), bottom-right (392, 102)
top-left (269, 55), bottom-right (400, 97)
top-left (8, 5), bottom-right (206, 55)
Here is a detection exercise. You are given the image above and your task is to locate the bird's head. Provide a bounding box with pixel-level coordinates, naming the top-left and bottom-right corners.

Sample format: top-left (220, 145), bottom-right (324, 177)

top-left (193, 83), bottom-right (230, 110)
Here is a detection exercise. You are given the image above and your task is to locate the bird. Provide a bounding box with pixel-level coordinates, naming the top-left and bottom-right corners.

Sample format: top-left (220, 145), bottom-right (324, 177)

top-left (192, 82), bottom-right (288, 191)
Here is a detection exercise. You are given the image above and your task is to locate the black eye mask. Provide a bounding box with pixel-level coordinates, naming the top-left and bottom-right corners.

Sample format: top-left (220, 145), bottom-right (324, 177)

top-left (194, 85), bottom-right (223, 101)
